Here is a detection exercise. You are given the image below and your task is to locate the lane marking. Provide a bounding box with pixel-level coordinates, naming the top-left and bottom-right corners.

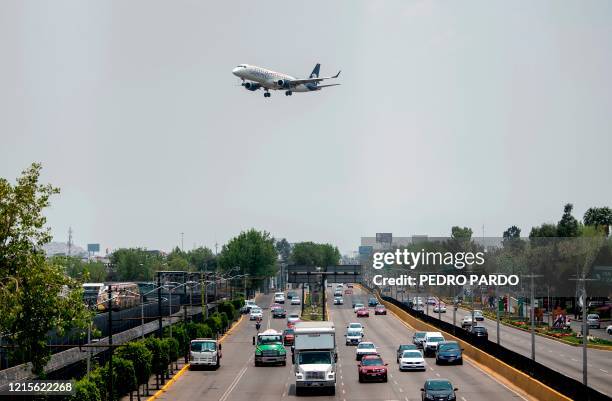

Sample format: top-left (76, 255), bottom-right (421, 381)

top-left (600, 369), bottom-right (609, 373)
top-left (398, 388), bottom-right (404, 393)
top-left (219, 361), bottom-right (250, 401)
top-left (461, 397), bottom-right (467, 401)
top-left (435, 373), bottom-right (440, 377)
top-left (342, 389), bottom-right (346, 394)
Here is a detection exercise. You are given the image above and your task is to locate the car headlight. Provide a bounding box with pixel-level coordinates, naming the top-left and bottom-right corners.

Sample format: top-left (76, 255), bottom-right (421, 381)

top-left (296, 373), bottom-right (303, 379)
top-left (425, 394), bottom-right (434, 400)
top-left (255, 349), bottom-right (262, 355)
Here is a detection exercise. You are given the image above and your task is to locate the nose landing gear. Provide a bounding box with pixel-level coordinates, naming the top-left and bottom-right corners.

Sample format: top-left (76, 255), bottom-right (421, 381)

top-left (285, 91), bottom-right (292, 96)
top-left (264, 90), bottom-right (271, 98)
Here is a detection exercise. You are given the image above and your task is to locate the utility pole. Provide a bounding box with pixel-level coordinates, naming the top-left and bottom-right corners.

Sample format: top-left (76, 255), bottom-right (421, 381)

top-left (522, 274), bottom-right (543, 361)
top-left (157, 272), bottom-right (163, 337)
top-left (570, 274), bottom-right (597, 388)
top-left (107, 285), bottom-right (113, 399)
top-left (180, 233), bottom-right (184, 252)
top-left (67, 227), bottom-right (73, 257)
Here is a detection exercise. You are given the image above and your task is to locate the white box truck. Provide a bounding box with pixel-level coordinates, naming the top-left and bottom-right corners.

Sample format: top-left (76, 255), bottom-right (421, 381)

top-left (293, 321), bottom-right (337, 396)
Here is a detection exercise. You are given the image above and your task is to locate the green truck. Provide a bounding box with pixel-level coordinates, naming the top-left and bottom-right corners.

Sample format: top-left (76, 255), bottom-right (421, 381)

top-left (252, 329), bottom-right (287, 366)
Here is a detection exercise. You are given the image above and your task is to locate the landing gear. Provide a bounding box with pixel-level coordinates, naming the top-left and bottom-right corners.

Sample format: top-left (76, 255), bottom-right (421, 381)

top-left (285, 91), bottom-right (292, 96)
top-left (264, 91), bottom-right (271, 98)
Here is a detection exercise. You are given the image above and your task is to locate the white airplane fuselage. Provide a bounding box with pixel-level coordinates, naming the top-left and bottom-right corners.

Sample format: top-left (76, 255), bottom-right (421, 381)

top-left (232, 64), bottom-right (314, 92)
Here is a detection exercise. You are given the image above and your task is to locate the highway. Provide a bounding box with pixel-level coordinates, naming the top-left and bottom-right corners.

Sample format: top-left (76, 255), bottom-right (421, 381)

top-left (417, 303), bottom-right (612, 396)
top-left (158, 287), bottom-right (529, 401)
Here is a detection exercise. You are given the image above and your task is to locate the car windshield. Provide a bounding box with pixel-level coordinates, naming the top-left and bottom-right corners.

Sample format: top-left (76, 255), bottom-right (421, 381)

top-left (415, 332), bottom-right (426, 338)
top-left (289, 314), bottom-right (299, 318)
top-left (362, 358), bottom-right (383, 366)
top-left (258, 335), bottom-right (282, 344)
top-left (427, 337), bottom-right (444, 343)
top-left (298, 351), bottom-right (331, 365)
top-left (399, 345), bottom-right (415, 351)
top-left (191, 341), bottom-right (216, 352)
top-left (402, 351), bottom-right (422, 358)
top-left (355, 303), bottom-right (364, 307)
top-left (588, 314), bottom-right (599, 319)
top-left (347, 330), bottom-right (361, 336)
top-left (426, 380), bottom-right (453, 391)
top-left (349, 324), bottom-right (362, 328)
top-left (251, 308), bottom-right (261, 313)
top-left (474, 311), bottom-right (483, 315)
top-left (439, 344), bottom-right (460, 352)
top-left (284, 329), bottom-right (294, 335)
top-left (359, 343), bottom-right (375, 349)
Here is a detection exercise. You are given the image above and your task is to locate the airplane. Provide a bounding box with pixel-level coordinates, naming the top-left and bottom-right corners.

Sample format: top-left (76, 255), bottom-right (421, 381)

top-left (232, 63), bottom-right (341, 97)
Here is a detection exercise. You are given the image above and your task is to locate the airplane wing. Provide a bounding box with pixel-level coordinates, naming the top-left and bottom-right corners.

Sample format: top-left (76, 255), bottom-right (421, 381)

top-left (288, 71), bottom-right (341, 86)
top-left (315, 83), bottom-right (341, 89)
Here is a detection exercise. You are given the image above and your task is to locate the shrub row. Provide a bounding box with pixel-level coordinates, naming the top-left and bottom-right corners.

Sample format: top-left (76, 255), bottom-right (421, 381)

top-left (71, 297), bottom-right (245, 401)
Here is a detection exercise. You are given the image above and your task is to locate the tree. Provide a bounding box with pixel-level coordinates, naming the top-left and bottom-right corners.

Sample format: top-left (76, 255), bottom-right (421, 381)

top-left (167, 247), bottom-right (190, 271)
top-left (584, 207), bottom-right (612, 237)
top-left (502, 225), bottom-right (523, 251)
top-left (529, 223), bottom-right (558, 238)
top-left (104, 356), bottom-right (137, 401)
top-left (503, 225), bottom-right (521, 239)
top-left (557, 203), bottom-right (579, 237)
top-left (187, 246), bottom-right (216, 272)
top-left (0, 163), bottom-right (92, 374)
top-left (451, 226), bottom-right (473, 240)
top-left (116, 342), bottom-right (152, 401)
top-left (217, 229), bottom-right (277, 286)
top-left (275, 238), bottom-right (292, 261)
top-left (70, 377), bottom-right (101, 401)
top-left (290, 242), bottom-right (340, 267)
top-left (111, 248), bottom-right (164, 281)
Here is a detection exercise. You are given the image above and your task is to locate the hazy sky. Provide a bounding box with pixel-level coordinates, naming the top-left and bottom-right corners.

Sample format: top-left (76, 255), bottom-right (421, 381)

top-left (1, 1), bottom-right (611, 254)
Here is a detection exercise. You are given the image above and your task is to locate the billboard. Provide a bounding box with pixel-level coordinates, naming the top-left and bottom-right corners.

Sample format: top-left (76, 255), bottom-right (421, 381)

top-left (376, 233), bottom-right (392, 244)
top-left (87, 243), bottom-right (100, 253)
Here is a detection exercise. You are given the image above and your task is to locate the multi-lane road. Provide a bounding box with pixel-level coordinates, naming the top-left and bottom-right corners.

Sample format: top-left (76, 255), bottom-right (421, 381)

top-left (157, 287), bottom-right (530, 401)
top-left (418, 303), bottom-right (612, 396)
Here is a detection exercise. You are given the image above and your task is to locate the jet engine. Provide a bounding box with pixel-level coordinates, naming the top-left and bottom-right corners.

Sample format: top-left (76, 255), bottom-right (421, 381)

top-left (243, 82), bottom-right (261, 91)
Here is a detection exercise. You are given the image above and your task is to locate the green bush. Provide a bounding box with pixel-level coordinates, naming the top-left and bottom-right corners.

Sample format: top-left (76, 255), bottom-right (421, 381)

top-left (165, 337), bottom-right (180, 364)
top-left (219, 312), bottom-right (229, 331)
top-left (211, 313), bottom-right (224, 332)
top-left (110, 357), bottom-right (137, 399)
top-left (184, 322), bottom-right (212, 340)
top-left (219, 301), bottom-right (237, 321)
top-left (144, 337), bottom-right (170, 378)
top-left (231, 298), bottom-right (244, 311)
top-left (116, 341), bottom-right (152, 390)
top-left (169, 324), bottom-right (190, 355)
top-left (204, 316), bottom-right (221, 334)
top-left (87, 367), bottom-right (107, 401)
top-left (70, 377), bottom-right (101, 401)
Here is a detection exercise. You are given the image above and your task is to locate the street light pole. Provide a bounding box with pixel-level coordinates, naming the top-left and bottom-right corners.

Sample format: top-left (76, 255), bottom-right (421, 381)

top-left (107, 285), bottom-right (113, 399)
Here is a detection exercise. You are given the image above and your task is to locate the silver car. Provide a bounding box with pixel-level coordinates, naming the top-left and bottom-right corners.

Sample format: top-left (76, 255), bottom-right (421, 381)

top-left (587, 314), bottom-right (600, 329)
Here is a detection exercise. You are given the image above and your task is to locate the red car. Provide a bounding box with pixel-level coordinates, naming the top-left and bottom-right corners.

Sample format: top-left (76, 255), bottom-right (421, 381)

top-left (358, 355), bottom-right (388, 382)
top-left (283, 328), bottom-right (295, 346)
top-left (357, 308), bottom-right (369, 317)
top-left (374, 305), bottom-right (386, 315)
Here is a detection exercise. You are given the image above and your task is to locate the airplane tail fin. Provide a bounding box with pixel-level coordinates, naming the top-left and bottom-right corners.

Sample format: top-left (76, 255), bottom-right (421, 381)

top-left (309, 63), bottom-right (321, 78)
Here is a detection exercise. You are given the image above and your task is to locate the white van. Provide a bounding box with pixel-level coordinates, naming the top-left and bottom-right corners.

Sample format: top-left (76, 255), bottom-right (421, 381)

top-left (274, 292), bottom-right (285, 304)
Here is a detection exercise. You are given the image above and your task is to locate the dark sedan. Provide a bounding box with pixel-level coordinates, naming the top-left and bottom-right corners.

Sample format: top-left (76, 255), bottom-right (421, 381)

top-left (435, 341), bottom-right (463, 365)
top-left (421, 379), bottom-right (458, 401)
top-left (272, 307), bottom-right (286, 318)
top-left (469, 325), bottom-right (488, 341)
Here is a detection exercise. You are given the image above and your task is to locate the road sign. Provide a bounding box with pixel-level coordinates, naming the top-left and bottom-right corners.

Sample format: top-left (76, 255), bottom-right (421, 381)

top-left (87, 243), bottom-right (100, 253)
top-left (287, 265), bottom-right (362, 284)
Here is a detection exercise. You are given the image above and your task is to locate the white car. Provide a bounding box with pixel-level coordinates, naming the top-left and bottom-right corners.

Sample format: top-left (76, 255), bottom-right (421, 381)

top-left (347, 322), bottom-right (364, 335)
top-left (354, 303), bottom-right (365, 313)
top-left (249, 307), bottom-right (263, 321)
top-left (433, 304), bottom-right (446, 313)
top-left (607, 325), bottom-right (612, 335)
top-left (274, 292), bottom-right (285, 304)
top-left (291, 297), bottom-right (301, 305)
top-left (334, 296), bottom-right (344, 305)
top-left (587, 314), bottom-right (600, 329)
top-left (287, 313), bottom-right (300, 324)
top-left (423, 332), bottom-right (445, 357)
top-left (399, 350), bottom-right (426, 371)
top-left (461, 315), bottom-right (474, 329)
top-left (355, 341), bottom-right (377, 360)
top-left (473, 310), bottom-right (484, 321)
top-left (345, 329), bottom-right (363, 345)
